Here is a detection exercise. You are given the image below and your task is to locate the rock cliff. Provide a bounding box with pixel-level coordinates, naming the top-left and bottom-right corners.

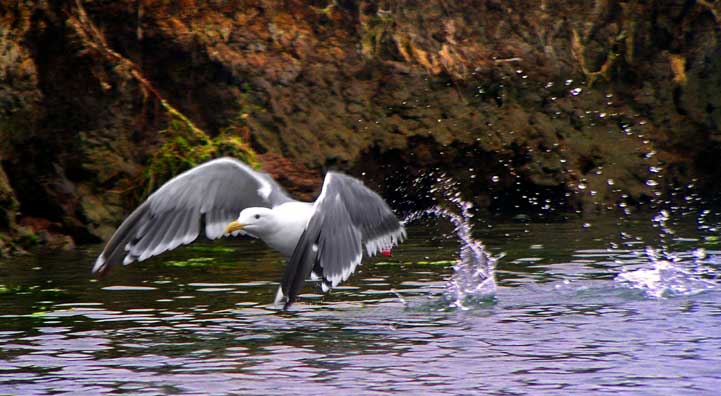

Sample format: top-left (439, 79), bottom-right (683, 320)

top-left (1, 1), bottom-right (720, 252)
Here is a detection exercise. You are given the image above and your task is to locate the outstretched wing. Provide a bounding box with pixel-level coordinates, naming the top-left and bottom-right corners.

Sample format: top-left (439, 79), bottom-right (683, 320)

top-left (279, 172), bottom-right (405, 309)
top-left (93, 157), bottom-right (292, 276)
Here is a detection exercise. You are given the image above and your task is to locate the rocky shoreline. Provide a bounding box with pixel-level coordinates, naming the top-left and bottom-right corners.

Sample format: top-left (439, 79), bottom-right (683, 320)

top-left (1, 1), bottom-right (720, 254)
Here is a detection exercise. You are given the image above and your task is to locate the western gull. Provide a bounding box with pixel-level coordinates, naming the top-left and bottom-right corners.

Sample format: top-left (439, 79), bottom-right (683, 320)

top-left (92, 157), bottom-right (406, 309)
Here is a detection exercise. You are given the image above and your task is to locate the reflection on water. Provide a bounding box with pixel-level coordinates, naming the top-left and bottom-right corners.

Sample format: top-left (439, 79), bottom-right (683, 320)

top-left (1, 213), bottom-right (721, 395)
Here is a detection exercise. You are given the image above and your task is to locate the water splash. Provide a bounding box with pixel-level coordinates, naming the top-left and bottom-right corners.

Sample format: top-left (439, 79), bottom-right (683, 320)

top-left (615, 247), bottom-right (716, 298)
top-left (403, 177), bottom-right (497, 309)
top-left (613, 207), bottom-right (718, 298)
top-left (437, 205), bottom-right (498, 309)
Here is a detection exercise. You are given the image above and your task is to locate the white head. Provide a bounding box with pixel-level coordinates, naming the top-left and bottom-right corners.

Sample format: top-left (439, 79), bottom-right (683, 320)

top-left (224, 207), bottom-right (276, 237)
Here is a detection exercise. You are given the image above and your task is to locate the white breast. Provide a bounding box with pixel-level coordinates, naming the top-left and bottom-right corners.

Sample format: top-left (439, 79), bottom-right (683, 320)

top-left (262, 202), bottom-right (314, 257)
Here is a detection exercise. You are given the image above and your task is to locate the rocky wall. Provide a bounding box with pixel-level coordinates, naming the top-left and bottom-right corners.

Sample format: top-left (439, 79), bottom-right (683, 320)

top-left (1, 0), bottom-right (720, 252)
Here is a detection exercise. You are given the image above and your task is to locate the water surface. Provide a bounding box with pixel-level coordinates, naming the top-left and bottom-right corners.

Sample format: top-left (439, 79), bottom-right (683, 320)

top-left (1, 213), bottom-right (720, 395)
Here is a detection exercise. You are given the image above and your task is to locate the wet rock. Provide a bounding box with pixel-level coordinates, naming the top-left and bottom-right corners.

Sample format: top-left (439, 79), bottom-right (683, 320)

top-left (1, 1), bottom-right (721, 252)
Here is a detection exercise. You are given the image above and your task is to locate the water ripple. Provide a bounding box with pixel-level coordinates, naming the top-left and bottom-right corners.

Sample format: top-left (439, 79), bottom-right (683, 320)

top-left (1, 217), bottom-right (721, 394)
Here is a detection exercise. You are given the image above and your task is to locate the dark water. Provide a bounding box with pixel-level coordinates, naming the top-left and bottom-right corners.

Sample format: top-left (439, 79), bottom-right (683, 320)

top-left (1, 213), bottom-right (720, 395)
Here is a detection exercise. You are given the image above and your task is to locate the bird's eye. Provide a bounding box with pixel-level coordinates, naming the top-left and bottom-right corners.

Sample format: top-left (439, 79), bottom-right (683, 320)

top-left (254, 214), bottom-right (260, 219)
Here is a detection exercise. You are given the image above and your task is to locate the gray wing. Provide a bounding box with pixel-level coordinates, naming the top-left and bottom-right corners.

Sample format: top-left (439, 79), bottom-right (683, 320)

top-left (279, 172), bottom-right (406, 309)
top-left (93, 157), bottom-right (292, 276)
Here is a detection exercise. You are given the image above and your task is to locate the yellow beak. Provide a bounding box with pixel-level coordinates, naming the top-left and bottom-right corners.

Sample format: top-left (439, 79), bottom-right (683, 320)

top-left (224, 220), bottom-right (245, 234)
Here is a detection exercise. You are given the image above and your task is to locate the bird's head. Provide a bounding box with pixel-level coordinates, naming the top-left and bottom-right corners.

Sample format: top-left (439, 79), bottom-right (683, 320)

top-left (224, 207), bottom-right (275, 236)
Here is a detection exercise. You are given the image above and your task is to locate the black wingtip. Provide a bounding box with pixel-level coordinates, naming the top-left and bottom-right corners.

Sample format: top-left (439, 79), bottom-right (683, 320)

top-left (280, 223), bottom-right (321, 310)
top-left (91, 255), bottom-right (110, 278)
top-left (281, 284), bottom-right (299, 311)
top-left (274, 286), bottom-right (294, 311)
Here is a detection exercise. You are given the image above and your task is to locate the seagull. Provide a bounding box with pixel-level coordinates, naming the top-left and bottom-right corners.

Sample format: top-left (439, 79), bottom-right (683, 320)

top-left (92, 157), bottom-right (406, 309)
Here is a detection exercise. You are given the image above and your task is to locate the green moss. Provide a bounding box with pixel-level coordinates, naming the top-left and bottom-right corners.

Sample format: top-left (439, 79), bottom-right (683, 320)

top-left (185, 246), bottom-right (236, 254)
top-left (232, 83), bottom-right (265, 125)
top-left (141, 100), bottom-right (259, 198)
top-left (361, 15), bottom-right (395, 58)
top-left (415, 260), bottom-right (456, 266)
top-left (40, 288), bottom-right (65, 294)
top-left (317, 4), bottom-right (335, 16)
top-left (0, 162), bottom-right (19, 238)
top-left (0, 284), bottom-right (65, 296)
top-left (375, 259), bottom-right (456, 266)
top-left (16, 226), bottom-right (39, 249)
top-left (163, 257), bottom-right (216, 268)
top-left (703, 236), bottom-right (720, 246)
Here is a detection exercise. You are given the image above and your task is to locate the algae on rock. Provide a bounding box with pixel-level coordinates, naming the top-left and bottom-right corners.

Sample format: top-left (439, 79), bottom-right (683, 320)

top-left (136, 100), bottom-right (259, 200)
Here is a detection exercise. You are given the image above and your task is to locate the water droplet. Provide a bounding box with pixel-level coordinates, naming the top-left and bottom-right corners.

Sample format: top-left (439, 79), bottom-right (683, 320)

top-left (491, 176), bottom-right (500, 183)
top-left (569, 87), bottom-right (583, 96)
top-left (607, 179), bottom-right (615, 186)
top-left (577, 183), bottom-right (587, 190)
top-left (649, 166), bottom-right (662, 173)
top-left (582, 223), bottom-right (591, 228)
top-left (564, 79), bottom-right (573, 86)
top-left (646, 179), bottom-right (659, 187)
